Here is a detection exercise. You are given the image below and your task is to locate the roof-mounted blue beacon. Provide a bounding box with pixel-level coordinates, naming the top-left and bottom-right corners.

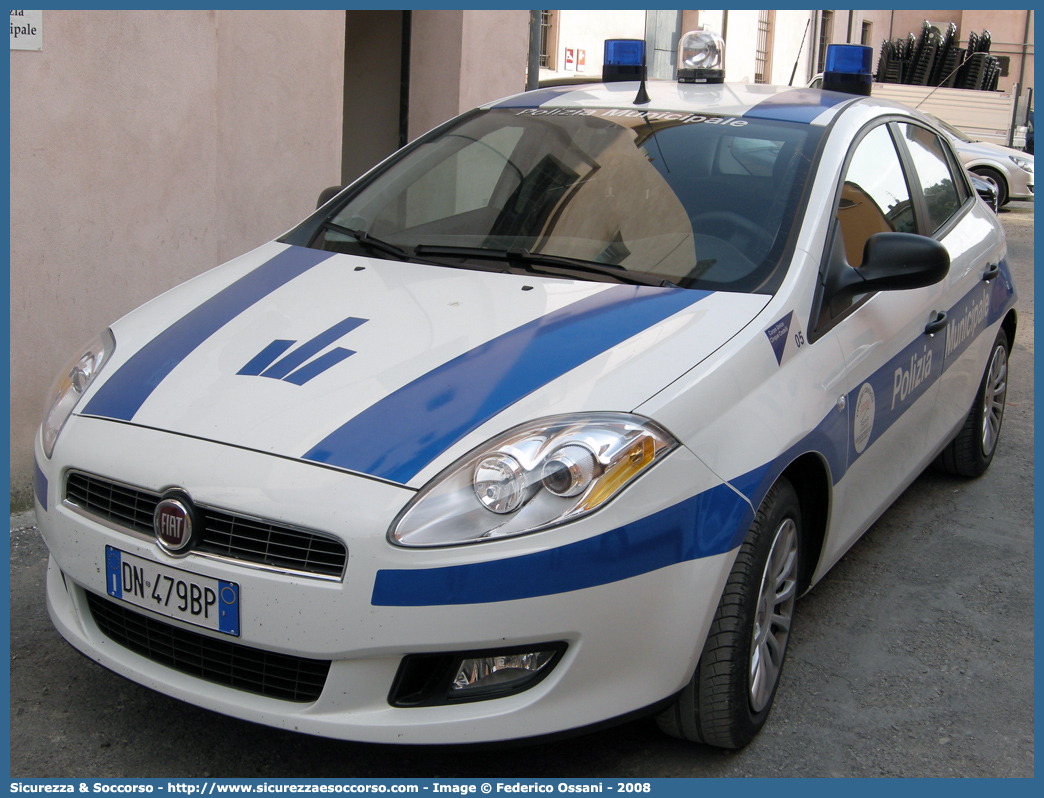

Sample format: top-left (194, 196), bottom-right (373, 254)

top-left (602, 39), bottom-right (645, 82)
top-left (822, 43), bottom-right (873, 96)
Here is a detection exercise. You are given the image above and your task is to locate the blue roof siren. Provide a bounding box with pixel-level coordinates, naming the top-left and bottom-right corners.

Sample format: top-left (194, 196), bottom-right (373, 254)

top-left (603, 39), bottom-right (645, 83)
top-left (822, 44), bottom-right (873, 96)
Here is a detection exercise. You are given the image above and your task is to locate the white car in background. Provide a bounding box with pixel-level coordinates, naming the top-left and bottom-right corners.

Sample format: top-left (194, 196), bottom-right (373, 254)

top-left (927, 114), bottom-right (1034, 206)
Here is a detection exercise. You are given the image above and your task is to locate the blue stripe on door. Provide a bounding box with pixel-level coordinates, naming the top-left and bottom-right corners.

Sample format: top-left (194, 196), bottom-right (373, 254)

top-left (372, 482), bottom-right (751, 606)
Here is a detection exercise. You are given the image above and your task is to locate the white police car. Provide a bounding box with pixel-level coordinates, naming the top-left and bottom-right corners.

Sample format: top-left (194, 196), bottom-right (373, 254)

top-left (35, 40), bottom-right (1016, 748)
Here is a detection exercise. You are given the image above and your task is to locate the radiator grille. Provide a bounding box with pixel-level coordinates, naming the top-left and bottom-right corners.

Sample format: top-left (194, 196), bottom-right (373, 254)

top-left (65, 471), bottom-right (347, 578)
top-left (86, 592), bottom-right (330, 703)
top-left (65, 470), bottom-right (156, 533)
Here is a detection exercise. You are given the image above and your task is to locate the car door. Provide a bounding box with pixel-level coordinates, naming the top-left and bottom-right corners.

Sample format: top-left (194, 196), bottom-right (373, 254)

top-left (814, 120), bottom-right (950, 566)
top-left (891, 121), bottom-right (1008, 452)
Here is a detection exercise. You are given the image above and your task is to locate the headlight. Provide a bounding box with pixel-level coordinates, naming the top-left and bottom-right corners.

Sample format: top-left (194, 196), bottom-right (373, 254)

top-left (1010, 155), bottom-right (1033, 174)
top-left (41, 329), bottom-right (115, 458)
top-left (390, 413), bottom-right (678, 547)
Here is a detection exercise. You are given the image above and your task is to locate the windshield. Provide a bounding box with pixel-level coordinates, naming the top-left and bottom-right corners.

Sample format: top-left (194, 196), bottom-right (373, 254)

top-left (304, 107), bottom-right (822, 293)
top-left (929, 114), bottom-right (973, 143)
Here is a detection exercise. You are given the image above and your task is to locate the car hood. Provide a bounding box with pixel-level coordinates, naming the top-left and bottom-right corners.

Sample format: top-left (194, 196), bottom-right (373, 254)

top-left (955, 137), bottom-right (1029, 162)
top-left (81, 243), bottom-right (770, 487)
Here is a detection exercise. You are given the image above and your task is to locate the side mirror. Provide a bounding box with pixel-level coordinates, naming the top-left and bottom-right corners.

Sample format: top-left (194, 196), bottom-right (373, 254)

top-left (826, 231), bottom-right (950, 301)
top-left (968, 172), bottom-right (999, 213)
top-left (316, 185), bottom-right (345, 210)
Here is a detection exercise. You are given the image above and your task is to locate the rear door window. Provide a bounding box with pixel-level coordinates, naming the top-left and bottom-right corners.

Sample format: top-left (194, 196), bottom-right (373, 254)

top-left (897, 123), bottom-right (966, 234)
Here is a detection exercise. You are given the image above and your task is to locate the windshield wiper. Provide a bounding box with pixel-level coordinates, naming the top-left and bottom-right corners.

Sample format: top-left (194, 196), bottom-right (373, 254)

top-left (413, 245), bottom-right (679, 288)
top-left (321, 221), bottom-right (412, 260)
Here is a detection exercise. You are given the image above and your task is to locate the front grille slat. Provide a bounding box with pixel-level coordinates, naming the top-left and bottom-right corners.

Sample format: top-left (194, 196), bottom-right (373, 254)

top-left (86, 592), bottom-right (329, 702)
top-left (64, 472), bottom-right (347, 578)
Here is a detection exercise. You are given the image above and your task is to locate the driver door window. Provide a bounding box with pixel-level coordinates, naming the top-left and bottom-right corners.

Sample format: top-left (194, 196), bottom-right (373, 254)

top-left (836, 124), bottom-right (916, 268)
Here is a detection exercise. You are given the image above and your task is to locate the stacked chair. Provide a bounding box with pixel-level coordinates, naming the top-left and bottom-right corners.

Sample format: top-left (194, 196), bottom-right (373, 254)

top-left (873, 22), bottom-right (1000, 91)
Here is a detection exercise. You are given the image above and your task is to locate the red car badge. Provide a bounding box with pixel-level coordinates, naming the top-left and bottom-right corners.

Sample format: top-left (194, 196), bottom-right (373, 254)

top-left (154, 497), bottom-right (194, 553)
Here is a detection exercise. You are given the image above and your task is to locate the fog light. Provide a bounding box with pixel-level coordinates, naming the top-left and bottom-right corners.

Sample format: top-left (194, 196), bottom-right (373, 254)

top-left (452, 650), bottom-right (556, 696)
top-left (388, 643), bottom-right (567, 707)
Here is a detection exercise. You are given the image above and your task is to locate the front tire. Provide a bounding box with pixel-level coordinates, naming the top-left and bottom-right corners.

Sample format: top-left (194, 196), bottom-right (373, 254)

top-left (970, 166), bottom-right (1009, 207)
top-left (657, 478), bottom-right (801, 748)
top-left (935, 329), bottom-right (1009, 477)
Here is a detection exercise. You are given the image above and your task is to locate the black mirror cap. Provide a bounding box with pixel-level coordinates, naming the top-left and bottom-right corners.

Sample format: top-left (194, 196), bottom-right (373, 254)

top-left (316, 184), bottom-right (345, 210)
top-left (861, 232), bottom-right (950, 288)
top-left (829, 232), bottom-right (950, 300)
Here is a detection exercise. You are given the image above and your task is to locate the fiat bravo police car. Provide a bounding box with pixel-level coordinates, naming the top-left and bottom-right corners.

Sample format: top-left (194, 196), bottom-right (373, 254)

top-left (36, 40), bottom-right (1016, 749)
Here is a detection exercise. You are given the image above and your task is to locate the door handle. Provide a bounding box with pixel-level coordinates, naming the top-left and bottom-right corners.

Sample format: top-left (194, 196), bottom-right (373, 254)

top-left (983, 262), bottom-right (1000, 282)
top-left (925, 311), bottom-right (948, 336)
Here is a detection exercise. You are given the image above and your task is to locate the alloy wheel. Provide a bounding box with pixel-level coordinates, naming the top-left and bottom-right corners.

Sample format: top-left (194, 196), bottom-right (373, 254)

top-left (749, 517), bottom-right (798, 713)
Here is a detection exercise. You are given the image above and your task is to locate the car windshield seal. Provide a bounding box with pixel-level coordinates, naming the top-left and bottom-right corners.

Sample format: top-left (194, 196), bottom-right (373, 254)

top-left (412, 245), bottom-right (679, 288)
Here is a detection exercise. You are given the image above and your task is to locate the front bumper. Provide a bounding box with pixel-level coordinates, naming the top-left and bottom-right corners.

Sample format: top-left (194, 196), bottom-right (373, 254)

top-left (38, 415), bottom-right (737, 744)
top-left (1008, 169), bottom-right (1033, 201)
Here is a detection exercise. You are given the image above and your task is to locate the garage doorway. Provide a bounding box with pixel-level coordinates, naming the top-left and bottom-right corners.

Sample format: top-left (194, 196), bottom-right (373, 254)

top-left (342, 10), bottom-right (410, 185)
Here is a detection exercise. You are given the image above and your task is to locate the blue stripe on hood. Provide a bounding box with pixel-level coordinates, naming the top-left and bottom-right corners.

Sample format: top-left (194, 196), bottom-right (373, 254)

top-left (303, 285), bottom-right (710, 484)
top-left (83, 246), bottom-right (334, 421)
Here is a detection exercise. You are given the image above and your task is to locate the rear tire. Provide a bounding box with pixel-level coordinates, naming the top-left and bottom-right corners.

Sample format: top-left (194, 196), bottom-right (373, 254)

top-left (934, 329), bottom-right (1009, 477)
top-left (657, 478), bottom-right (801, 748)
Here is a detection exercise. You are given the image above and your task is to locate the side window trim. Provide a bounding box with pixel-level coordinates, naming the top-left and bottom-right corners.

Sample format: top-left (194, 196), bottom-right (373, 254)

top-left (886, 121), bottom-right (932, 238)
top-left (944, 138), bottom-right (972, 203)
top-left (933, 122), bottom-right (972, 203)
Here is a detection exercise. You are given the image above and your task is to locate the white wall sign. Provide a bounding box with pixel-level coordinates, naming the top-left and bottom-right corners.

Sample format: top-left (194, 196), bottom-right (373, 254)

top-left (10, 10), bottom-right (42, 51)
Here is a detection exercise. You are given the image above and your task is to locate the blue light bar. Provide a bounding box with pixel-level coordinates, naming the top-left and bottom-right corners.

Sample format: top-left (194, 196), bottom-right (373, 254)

top-left (825, 43), bottom-right (873, 74)
top-left (822, 43), bottom-right (873, 96)
top-left (603, 39), bottom-right (645, 82)
top-left (605, 38), bottom-right (644, 66)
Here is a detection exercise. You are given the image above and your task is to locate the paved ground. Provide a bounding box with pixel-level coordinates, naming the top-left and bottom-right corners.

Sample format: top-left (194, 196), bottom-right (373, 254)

top-left (8, 202), bottom-right (1034, 778)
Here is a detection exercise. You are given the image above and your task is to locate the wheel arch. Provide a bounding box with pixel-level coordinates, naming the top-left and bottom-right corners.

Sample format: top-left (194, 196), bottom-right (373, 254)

top-left (779, 452), bottom-right (831, 595)
top-left (1001, 308), bottom-right (1017, 349)
top-left (968, 164), bottom-right (1010, 195)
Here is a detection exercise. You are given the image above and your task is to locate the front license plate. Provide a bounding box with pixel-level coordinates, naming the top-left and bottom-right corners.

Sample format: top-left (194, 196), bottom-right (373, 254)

top-left (104, 546), bottom-right (240, 636)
